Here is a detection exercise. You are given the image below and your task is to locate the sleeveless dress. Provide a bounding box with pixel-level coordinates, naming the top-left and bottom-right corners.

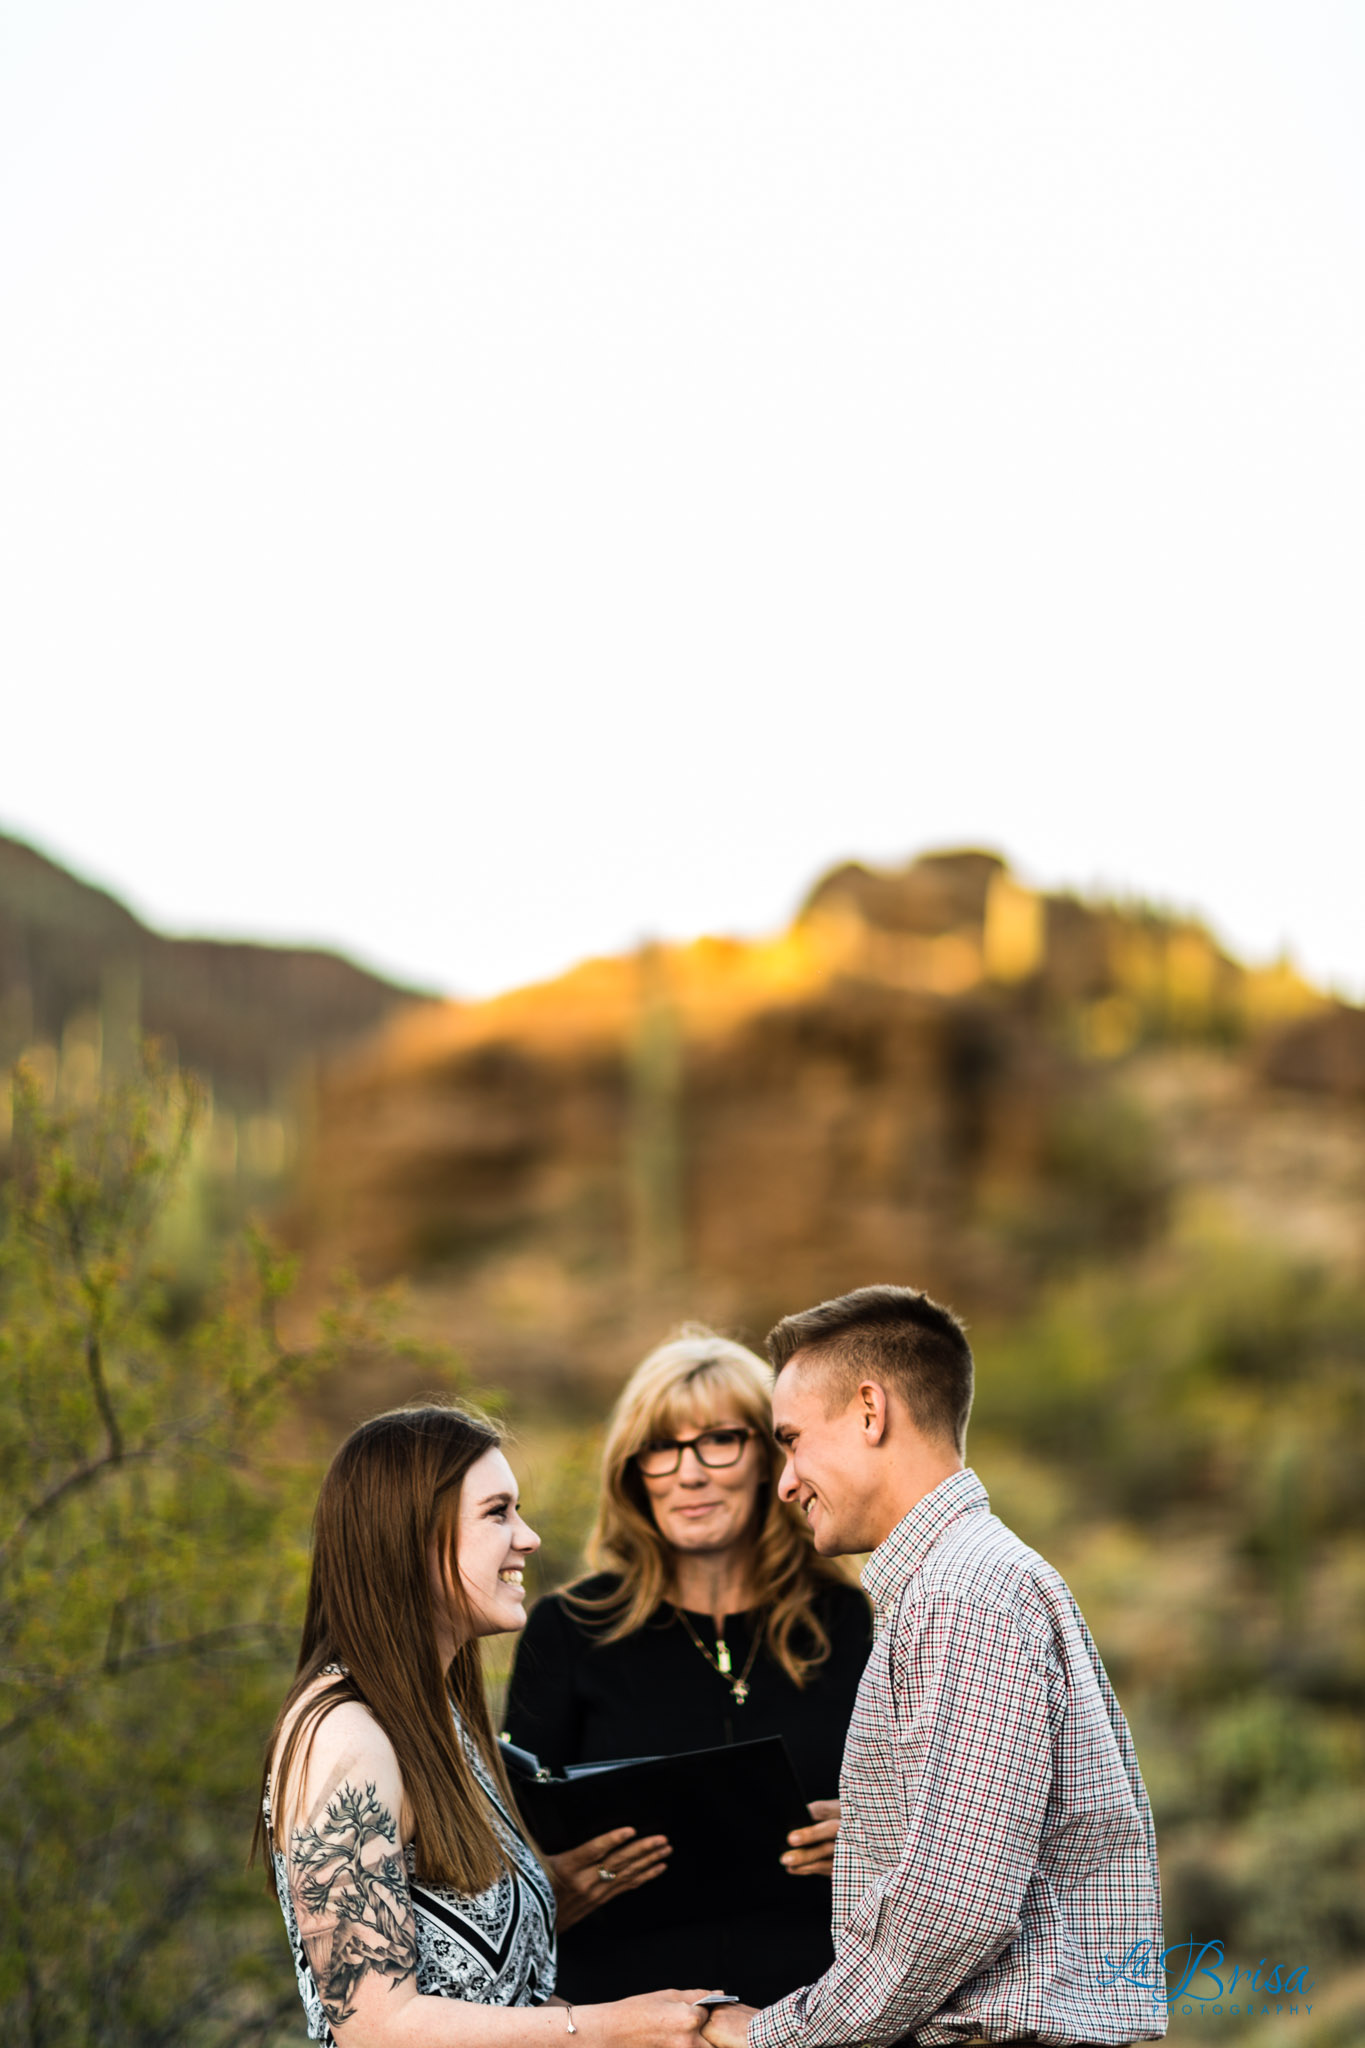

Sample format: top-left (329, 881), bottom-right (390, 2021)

top-left (265, 1703), bottom-right (556, 2043)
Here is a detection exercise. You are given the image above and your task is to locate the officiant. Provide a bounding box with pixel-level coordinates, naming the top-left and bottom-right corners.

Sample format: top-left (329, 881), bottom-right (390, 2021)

top-left (505, 1329), bottom-right (872, 2009)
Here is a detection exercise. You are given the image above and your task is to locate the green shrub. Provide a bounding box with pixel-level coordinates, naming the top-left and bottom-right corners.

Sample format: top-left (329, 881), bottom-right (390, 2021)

top-left (0, 1059), bottom-right (462, 2047)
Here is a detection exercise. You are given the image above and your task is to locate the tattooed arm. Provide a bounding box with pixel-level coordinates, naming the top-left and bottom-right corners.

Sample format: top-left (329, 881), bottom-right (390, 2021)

top-left (279, 1703), bottom-right (420, 2039)
top-left (290, 1775), bottom-right (416, 2028)
top-left (276, 1694), bottom-right (711, 2048)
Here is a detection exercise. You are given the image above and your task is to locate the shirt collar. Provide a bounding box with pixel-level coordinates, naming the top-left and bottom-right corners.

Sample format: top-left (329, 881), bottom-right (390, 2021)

top-left (861, 1467), bottom-right (990, 1616)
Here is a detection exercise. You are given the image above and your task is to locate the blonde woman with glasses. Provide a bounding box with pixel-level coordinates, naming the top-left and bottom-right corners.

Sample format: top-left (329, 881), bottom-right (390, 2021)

top-left (505, 1331), bottom-right (872, 2012)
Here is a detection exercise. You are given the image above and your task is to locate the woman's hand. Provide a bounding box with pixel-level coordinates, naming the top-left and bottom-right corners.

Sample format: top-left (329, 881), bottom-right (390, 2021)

top-left (545, 1825), bottom-right (672, 1930)
top-left (780, 1797), bottom-right (840, 1878)
top-left (587, 1989), bottom-right (714, 2047)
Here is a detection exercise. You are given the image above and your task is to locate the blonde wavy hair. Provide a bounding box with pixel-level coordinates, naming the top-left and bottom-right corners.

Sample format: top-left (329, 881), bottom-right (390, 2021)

top-left (566, 1326), bottom-right (851, 1686)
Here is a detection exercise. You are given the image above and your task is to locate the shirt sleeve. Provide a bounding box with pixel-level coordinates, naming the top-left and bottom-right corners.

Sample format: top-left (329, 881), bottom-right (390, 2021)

top-left (750, 1596), bottom-right (1055, 2048)
top-left (504, 1594), bottom-right (586, 1772)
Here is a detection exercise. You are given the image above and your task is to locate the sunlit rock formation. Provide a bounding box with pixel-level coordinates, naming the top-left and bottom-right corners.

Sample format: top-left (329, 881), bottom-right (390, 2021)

top-left (288, 850), bottom-right (1359, 1395)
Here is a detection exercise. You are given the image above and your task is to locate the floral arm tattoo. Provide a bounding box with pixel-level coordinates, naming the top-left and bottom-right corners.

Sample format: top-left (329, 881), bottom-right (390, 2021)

top-left (290, 1781), bottom-right (417, 2029)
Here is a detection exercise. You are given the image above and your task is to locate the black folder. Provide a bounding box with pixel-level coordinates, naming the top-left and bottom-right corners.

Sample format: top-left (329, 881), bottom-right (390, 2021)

top-left (502, 1736), bottom-right (811, 1934)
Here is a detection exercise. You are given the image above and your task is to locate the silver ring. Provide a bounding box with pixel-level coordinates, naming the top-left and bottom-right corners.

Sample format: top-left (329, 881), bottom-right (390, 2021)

top-left (597, 1867), bottom-right (616, 1884)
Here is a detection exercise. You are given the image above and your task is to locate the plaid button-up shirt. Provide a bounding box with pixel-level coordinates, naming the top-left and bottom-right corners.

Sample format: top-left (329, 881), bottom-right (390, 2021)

top-left (749, 1471), bottom-right (1165, 2048)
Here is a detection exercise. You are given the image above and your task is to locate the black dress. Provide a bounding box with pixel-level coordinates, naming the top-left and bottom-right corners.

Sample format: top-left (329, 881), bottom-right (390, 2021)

top-left (504, 1574), bottom-right (872, 2009)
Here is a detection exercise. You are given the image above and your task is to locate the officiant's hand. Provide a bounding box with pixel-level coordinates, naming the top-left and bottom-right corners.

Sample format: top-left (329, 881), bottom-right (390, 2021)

top-left (701, 2001), bottom-right (757, 2048)
top-left (545, 1824), bottom-right (672, 1928)
top-left (781, 1797), bottom-right (840, 1878)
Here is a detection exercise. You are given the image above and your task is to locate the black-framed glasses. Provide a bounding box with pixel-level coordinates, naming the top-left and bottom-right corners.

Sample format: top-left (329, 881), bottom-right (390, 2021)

top-left (633, 1427), bottom-right (754, 1478)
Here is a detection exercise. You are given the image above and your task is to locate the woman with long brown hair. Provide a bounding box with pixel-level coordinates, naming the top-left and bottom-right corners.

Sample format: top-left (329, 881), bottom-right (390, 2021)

top-left (256, 1403), bottom-right (714, 2048)
top-left (505, 1332), bottom-right (873, 2011)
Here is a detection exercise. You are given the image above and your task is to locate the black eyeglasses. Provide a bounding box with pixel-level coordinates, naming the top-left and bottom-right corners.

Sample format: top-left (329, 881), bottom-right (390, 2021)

top-left (634, 1427), bottom-right (754, 1478)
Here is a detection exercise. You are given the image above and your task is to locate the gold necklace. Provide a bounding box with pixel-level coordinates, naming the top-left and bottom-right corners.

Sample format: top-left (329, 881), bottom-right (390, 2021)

top-left (673, 1607), bottom-right (763, 1705)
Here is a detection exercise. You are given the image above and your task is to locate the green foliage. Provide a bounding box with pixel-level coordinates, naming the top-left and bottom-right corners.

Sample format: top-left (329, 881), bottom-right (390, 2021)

top-left (0, 1058), bottom-right (463, 2048)
top-left (976, 1226), bottom-right (1365, 1537)
top-left (972, 1223), bottom-right (1365, 2014)
top-left (1001, 1087), bottom-right (1172, 1274)
top-left (481, 1423), bottom-right (604, 1727)
top-left (517, 1426), bottom-right (604, 1602)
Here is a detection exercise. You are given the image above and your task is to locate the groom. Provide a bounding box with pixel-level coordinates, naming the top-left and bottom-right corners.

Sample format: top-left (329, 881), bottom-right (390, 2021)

top-left (705, 1285), bottom-right (1166, 2048)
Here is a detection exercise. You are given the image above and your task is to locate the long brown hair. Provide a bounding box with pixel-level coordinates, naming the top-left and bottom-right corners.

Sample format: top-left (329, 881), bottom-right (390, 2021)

top-left (568, 1327), bottom-right (854, 1685)
top-left (253, 1402), bottom-right (521, 1895)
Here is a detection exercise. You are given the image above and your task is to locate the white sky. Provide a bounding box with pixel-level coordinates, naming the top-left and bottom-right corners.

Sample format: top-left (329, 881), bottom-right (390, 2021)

top-left (2, 2), bottom-right (1363, 998)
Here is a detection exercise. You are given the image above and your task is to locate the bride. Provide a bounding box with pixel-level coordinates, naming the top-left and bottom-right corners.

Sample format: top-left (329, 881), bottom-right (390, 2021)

top-left (255, 1402), bottom-right (715, 2048)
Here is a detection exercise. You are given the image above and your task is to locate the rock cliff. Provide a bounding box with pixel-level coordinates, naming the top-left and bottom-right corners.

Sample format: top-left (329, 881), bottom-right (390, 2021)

top-left (288, 850), bottom-right (1363, 1393)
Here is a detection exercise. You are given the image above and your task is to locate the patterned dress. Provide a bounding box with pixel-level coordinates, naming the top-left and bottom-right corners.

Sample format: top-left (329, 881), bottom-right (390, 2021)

top-left (266, 1708), bottom-right (556, 2043)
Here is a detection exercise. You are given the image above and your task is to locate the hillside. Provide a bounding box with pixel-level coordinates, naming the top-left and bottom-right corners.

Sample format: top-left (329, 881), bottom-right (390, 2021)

top-left (287, 847), bottom-right (1365, 1395)
top-left (0, 829), bottom-right (428, 1120)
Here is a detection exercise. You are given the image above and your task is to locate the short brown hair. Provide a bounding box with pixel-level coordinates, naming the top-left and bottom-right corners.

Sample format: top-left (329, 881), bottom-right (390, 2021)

top-left (766, 1285), bottom-right (973, 1453)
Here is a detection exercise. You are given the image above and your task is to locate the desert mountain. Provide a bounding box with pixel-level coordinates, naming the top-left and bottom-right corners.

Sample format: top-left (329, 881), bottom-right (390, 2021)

top-left (288, 849), bottom-right (1365, 1397)
top-left (0, 830), bottom-right (426, 1119)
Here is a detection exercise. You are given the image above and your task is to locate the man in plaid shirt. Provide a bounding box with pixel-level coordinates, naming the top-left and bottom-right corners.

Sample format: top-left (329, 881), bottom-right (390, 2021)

top-left (703, 1285), bottom-right (1165, 2048)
